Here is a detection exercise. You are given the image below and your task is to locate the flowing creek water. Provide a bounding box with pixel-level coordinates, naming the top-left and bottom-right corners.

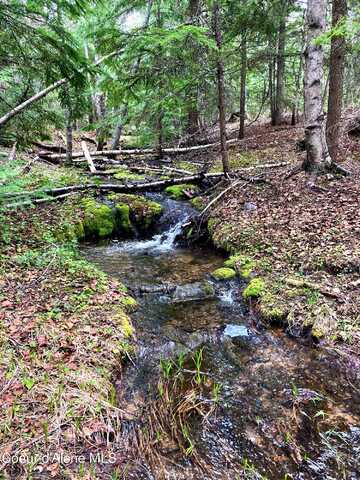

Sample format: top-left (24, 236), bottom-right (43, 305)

top-left (81, 195), bottom-right (360, 480)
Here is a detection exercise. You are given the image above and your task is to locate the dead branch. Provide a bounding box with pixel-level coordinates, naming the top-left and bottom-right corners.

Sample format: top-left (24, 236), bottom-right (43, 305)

top-left (9, 142), bottom-right (17, 161)
top-left (285, 277), bottom-right (341, 299)
top-left (200, 179), bottom-right (245, 217)
top-left (4, 192), bottom-right (79, 209)
top-left (81, 141), bottom-right (97, 173)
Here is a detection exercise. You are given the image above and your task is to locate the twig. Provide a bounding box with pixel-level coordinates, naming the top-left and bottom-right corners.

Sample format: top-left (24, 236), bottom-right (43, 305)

top-left (199, 179), bottom-right (245, 217)
top-left (0, 366), bottom-right (19, 396)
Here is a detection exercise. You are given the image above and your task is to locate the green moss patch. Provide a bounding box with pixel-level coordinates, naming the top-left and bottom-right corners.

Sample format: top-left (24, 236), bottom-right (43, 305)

top-left (224, 254), bottom-right (256, 279)
top-left (115, 203), bottom-right (133, 235)
top-left (81, 198), bottom-right (115, 239)
top-left (107, 193), bottom-right (163, 231)
top-left (258, 291), bottom-right (287, 321)
top-left (191, 196), bottom-right (206, 211)
top-left (242, 278), bottom-right (266, 299)
top-left (120, 295), bottom-right (138, 312)
top-left (211, 267), bottom-right (236, 281)
top-left (164, 184), bottom-right (200, 200)
top-left (113, 168), bottom-right (145, 181)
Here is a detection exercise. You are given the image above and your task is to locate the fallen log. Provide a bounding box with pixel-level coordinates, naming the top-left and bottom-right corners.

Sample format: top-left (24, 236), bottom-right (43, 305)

top-left (36, 138), bottom-right (240, 161)
top-left (32, 141), bottom-right (66, 153)
top-left (2, 172), bottom-right (225, 202)
top-left (163, 166), bottom-right (193, 175)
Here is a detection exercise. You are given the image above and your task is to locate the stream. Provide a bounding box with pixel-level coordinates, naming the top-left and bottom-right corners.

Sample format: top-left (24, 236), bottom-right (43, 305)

top-left (82, 195), bottom-right (360, 480)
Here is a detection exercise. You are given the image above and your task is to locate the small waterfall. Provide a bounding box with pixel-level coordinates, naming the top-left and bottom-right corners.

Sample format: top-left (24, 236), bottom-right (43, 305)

top-left (118, 217), bottom-right (186, 254)
top-left (115, 195), bottom-right (194, 254)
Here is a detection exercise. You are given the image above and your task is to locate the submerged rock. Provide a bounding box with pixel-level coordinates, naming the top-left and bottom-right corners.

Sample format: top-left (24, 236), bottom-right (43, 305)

top-left (172, 281), bottom-right (215, 303)
top-left (223, 324), bottom-right (249, 338)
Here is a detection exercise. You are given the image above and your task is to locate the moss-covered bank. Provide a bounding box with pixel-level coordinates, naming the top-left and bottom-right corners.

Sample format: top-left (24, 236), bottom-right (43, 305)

top-left (204, 172), bottom-right (360, 344)
top-left (79, 194), bottom-right (163, 240)
top-left (0, 160), bottom-right (138, 478)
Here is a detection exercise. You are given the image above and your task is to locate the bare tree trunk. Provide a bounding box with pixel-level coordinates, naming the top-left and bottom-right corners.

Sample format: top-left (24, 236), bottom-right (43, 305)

top-left (303, 0), bottom-right (332, 173)
top-left (238, 33), bottom-right (247, 139)
top-left (94, 87), bottom-right (107, 150)
top-left (273, 15), bottom-right (286, 125)
top-left (326, 0), bottom-right (347, 161)
top-left (186, 0), bottom-right (200, 140)
top-left (213, 1), bottom-right (230, 175)
top-left (111, 106), bottom-right (128, 151)
top-left (156, 112), bottom-right (164, 159)
top-left (291, 105), bottom-right (296, 126)
top-left (65, 112), bottom-right (73, 166)
top-left (268, 38), bottom-right (276, 126)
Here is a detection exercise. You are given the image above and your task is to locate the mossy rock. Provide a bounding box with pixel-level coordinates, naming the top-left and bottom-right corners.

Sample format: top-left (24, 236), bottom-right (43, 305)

top-left (242, 278), bottom-right (265, 299)
top-left (74, 221), bottom-right (85, 240)
top-left (258, 291), bottom-right (287, 321)
top-left (191, 196), bottom-right (206, 211)
top-left (113, 308), bottom-right (134, 338)
top-left (120, 295), bottom-right (138, 312)
top-left (164, 184), bottom-right (200, 200)
top-left (82, 198), bottom-right (115, 239)
top-left (54, 220), bottom-right (85, 242)
top-left (107, 194), bottom-right (163, 231)
top-left (224, 254), bottom-right (256, 279)
top-left (211, 267), bottom-right (236, 281)
top-left (115, 203), bottom-right (133, 236)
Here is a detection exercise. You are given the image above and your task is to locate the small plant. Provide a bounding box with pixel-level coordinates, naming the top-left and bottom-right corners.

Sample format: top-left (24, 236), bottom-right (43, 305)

top-left (177, 351), bottom-right (186, 370)
top-left (159, 358), bottom-right (174, 379)
top-left (290, 382), bottom-right (299, 398)
top-left (22, 376), bottom-right (35, 390)
top-left (181, 424), bottom-right (195, 456)
top-left (212, 382), bottom-right (222, 403)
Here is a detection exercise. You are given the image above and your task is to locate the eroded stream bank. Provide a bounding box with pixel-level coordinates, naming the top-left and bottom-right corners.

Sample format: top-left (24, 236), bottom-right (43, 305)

top-left (82, 195), bottom-right (360, 480)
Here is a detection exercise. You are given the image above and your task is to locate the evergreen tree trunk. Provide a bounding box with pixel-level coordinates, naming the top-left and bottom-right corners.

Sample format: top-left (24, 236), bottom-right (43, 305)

top-left (213, 1), bottom-right (230, 175)
top-left (304, 0), bottom-right (332, 173)
top-left (268, 38), bottom-right (276, 126)
top-left (156, 112), bottom-right (164, 159)
top-left (238, 33), bottom-right (247, 139)
top-left (186, 0), bottom-right (200, 140)
top-left (273, 16), bottom-right (286, 125)
top-left (326, 0), bottom-right (347, 162)
top-left (111, 105), bottom-right (129, 150)
top-left (94, 91), bottom-right (106, 150)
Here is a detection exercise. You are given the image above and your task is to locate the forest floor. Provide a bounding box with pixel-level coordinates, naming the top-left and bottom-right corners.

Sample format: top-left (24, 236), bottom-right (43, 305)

top-left (176, 121), bottom-right (360, 378)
